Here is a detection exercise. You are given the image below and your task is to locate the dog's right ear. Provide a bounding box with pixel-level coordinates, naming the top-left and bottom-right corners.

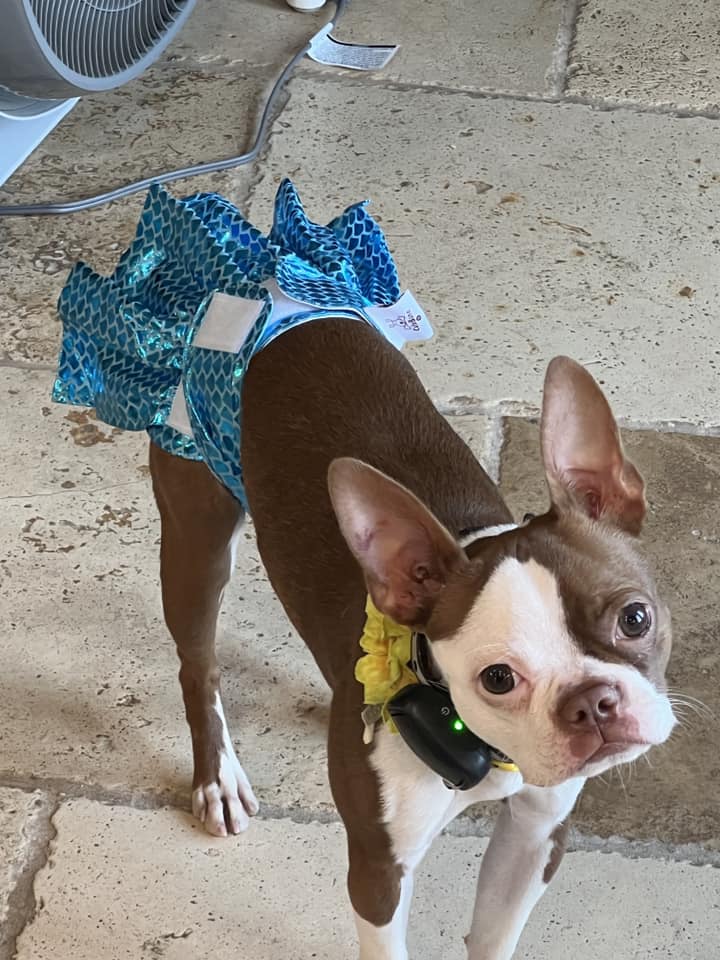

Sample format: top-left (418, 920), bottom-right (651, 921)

top-left (328, 458), bottom-right (467, 627)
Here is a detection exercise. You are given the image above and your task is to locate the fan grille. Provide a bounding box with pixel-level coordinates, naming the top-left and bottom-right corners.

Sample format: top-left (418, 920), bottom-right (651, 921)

top-left (28, 0), bottom-right (190, 79)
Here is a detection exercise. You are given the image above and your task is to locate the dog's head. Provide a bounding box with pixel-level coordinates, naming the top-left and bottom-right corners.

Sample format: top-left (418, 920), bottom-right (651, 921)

top-left (329, 357), bottom-right (675, 786)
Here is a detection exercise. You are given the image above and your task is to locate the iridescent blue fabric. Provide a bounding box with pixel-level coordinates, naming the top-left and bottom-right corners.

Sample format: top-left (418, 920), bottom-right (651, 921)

top-left (52, 179), bottom-right (402, 508)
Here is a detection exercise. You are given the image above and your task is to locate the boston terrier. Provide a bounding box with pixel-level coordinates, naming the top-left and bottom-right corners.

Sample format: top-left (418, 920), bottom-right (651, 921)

top-left (149, 321), bottom-right (674, 959)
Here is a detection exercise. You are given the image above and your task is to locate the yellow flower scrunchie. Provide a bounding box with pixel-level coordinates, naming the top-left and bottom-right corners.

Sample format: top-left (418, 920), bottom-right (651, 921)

top-left (355, 595), bottom-right (419, 733)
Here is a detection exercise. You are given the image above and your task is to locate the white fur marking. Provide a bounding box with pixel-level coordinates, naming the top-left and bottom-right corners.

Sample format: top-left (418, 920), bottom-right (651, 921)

top-left (192, 693), bottom-right (259, 837)
top-left (453, 556), bottom-right (579, 676)
top-left (459, 523), bottom-right (517, 548)
top-left (466, 779), bottom-right (584, 960)
top-left (229, 524), bottom-right (243, 571)
top-left (366, 725), bottom-right (583, 960)
top-left (369, 725), bottom-right (524, 869)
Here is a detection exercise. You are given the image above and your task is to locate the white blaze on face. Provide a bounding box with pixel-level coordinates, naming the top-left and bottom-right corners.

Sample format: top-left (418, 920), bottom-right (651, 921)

top-left (431, 557), bottom-right (676, 785)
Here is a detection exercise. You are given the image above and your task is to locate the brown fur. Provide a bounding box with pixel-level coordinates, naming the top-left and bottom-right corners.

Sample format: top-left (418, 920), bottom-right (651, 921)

top-left (543, 821), bottom-right (570, 884)
top-left (150, 444), bottom-right (244, 797)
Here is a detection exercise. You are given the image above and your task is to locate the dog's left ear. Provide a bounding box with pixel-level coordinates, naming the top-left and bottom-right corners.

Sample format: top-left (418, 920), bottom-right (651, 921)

top-left (541, 356), bottom-right (646, 535)
top-left (328, 458), bottom-right (467, 626)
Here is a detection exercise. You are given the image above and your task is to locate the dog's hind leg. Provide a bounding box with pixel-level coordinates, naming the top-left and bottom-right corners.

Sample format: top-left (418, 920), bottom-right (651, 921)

top-left (149, 441), bottom-right (257, 837)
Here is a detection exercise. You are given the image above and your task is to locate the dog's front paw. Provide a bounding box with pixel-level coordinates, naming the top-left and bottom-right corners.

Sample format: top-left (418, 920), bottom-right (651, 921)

top-left (192, 749), bottom-right (259, 837)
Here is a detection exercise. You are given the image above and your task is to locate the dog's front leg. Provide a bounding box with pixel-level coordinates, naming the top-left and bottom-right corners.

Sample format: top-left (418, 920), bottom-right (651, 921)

top-left (465, 778), bottom-right (585, 960)
top-left (353, 868), bottom-right (413, 960)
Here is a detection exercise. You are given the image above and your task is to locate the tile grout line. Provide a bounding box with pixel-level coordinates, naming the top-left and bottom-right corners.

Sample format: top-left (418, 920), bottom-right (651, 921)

top-left (0, 773), bottom-right (185, 812)
top-left (445, 816), bottom-right (720, 869)
top-left (0, 793), bottom-right (58, 960)
top-left (2, 349), bottom-right (718, 441)
top-left (439, 399), bottom-right (720, 437)
top-left (0, 359), bottom-right (55, 372)
top-left (2, 370), bottom-right (718, 439)
top-left (1, 772), bottom-right (719, 869)
top-left (152, 46), bottom-right (720, 123)
top-left (545, 0), bottom-right (583, 98)
top-left (481, 412), bottom-right (505, 485)
top-left (141, 47), bottom-right (720, 123)
top-left (291, 65), bottom-right (720, 122)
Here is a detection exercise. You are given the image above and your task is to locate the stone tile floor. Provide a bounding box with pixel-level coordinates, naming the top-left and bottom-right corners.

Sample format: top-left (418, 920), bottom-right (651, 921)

top-left (1, 0), bottom-right (719, 957)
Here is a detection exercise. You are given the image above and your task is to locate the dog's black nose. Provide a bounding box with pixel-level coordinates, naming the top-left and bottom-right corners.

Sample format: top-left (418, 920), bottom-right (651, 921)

top-left (559, 683), bottom-right (620, 731)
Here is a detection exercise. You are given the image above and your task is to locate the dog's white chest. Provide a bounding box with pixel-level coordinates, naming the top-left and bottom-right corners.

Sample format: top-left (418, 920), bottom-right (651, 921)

top-left (369, 725), bottom-right (523, 868)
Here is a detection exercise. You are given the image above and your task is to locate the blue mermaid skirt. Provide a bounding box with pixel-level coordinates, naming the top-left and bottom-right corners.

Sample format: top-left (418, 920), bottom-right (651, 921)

top-left (52, 179), bottom-right (413, 508)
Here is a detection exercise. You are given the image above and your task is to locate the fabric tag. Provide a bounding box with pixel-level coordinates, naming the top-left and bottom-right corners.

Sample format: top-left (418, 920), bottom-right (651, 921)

top-left (166, 382), bottom-right (194, 437)
top-left (307, 24), bottom-right (399, 72)
top-left (193, 291), bottom-right (265, 353)
top-left (366, 291), bottom-right (434, 349)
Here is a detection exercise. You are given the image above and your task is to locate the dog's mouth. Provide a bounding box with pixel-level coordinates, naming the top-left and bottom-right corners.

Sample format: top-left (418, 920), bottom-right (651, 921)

top-left (512, 738), bottom-right (653, 788)
top-left (563, 709), bottom-right (665, 773)
top-left (577, 738), bottom-right (651, 776)
top-left (587, 740), bottom-right (648, 763)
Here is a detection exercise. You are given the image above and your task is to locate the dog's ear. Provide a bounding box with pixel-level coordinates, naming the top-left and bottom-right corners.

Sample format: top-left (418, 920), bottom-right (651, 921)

top-left (541, 356), bottom-right (646, 535)
top-left (328, 458), bottom-right (467, 626)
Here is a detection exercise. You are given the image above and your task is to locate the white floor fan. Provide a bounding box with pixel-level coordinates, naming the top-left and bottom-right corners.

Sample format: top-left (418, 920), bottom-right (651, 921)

top-left (0, 0), bottom-right (196, 186)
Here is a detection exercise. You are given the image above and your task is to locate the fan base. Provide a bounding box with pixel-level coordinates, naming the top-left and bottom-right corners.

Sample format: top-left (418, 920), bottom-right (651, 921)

top-left (0, 99), bottom-right (77, 188)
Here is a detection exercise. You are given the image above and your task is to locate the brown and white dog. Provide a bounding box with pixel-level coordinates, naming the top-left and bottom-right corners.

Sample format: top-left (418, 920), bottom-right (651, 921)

top-left (149, 318), bottom-right (675, 959)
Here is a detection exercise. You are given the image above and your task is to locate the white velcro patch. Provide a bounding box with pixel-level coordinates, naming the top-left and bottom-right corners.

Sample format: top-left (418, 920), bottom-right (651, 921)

top-left (193, 291), bottom-right (265, 354)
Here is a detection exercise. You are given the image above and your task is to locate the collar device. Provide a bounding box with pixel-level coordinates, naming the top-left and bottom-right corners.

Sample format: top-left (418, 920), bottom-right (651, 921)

top-left (387, 684), bottom-right (494, 790)
top-left (356, 598), bottom-right (519, 790)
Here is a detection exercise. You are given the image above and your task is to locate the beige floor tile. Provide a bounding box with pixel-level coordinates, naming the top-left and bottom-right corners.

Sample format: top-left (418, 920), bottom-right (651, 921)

top-left (15, 798), bottom-right (720, 959)
top-left (569, 0), bottom-right (720, 110)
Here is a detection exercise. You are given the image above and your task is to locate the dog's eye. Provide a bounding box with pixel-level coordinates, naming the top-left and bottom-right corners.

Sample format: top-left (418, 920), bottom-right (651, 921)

top-left (618, 602), bottom-right (651, 639)
top-left (480, 664), bottom-right (516, 695)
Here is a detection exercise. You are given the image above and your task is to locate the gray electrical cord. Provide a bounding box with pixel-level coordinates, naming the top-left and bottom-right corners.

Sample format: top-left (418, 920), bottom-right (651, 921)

top-left (0, 0), bottom-right (348, 217)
